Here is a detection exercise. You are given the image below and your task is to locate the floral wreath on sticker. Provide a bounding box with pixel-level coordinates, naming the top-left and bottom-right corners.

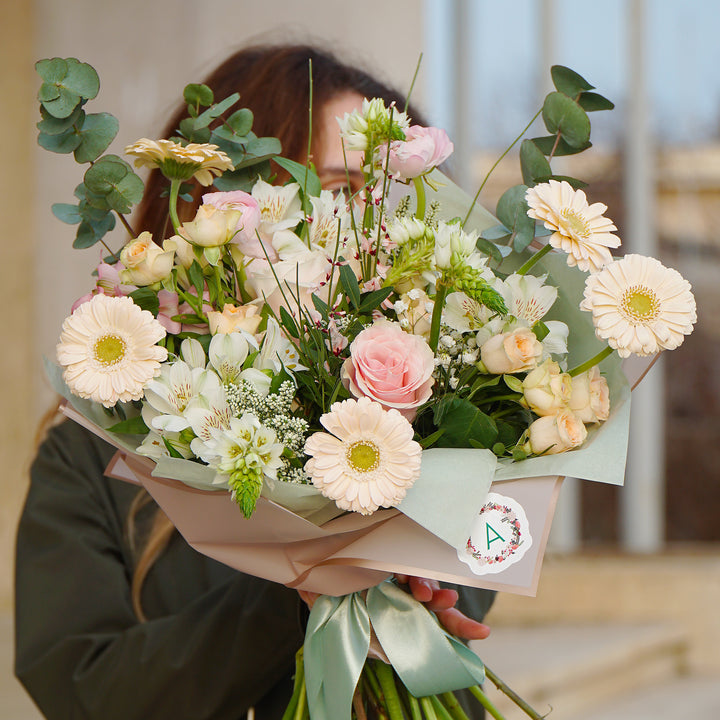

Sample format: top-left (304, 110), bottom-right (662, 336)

top-left (466, 500), bottom-right (522, 566)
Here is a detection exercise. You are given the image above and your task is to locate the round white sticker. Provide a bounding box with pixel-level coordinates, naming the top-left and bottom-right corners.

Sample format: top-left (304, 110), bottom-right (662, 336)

top-left (457, 492), bottom-right (532, 575)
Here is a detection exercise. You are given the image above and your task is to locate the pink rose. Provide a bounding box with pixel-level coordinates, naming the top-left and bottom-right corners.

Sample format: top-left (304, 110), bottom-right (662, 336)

top-left (203, 190), bottom-right (262, 257)
top-left (377, 125), bottom-right (454, 181)
top-left (341, 321), bottom-right (434, 421)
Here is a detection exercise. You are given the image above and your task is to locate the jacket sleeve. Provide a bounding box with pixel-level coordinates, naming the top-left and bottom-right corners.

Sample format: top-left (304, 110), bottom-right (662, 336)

top-left (15, 421), bottom-right (304, 720)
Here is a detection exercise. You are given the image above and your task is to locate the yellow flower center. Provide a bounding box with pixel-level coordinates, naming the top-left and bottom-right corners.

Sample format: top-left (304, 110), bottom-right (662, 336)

top-left (347, 441), bottom-right (380, 473)
top-left (93, 334), bottom-right (127, 367)
top-left (620, 285), bottom-right (660, 324)
top-left (560, 209), bottom-right (590, 239)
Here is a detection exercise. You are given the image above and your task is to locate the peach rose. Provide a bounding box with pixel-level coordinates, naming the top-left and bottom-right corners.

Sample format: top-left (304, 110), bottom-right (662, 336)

top-left (522, 359), bottom-right (572, 417)
top-left (119, 232), bottom-right (174, 286)
top-left (207, 303), bottom-right (263, 335)
top-left (178, 204), bottom-right (242, 248)
top-left (569, 366), bottom-right (610, 423)
top-left (528, 410), bottom-right (588, 455)
top-left (341, 321), bottom-right (434, 421)
top-left (480, 327), bottom-right (542, 374)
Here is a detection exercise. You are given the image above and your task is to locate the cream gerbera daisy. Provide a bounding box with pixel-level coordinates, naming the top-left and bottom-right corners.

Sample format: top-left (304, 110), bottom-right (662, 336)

top-left (56, 294), bottom-right (167, 407)
top-left (304, 396), bottom-right (422, 515)
top-left (526, 179), bottom-right (620, 273)
top-left (124, 138), bottom-right (234, 186)
top-left (580, 254), bottom-right (697, 357)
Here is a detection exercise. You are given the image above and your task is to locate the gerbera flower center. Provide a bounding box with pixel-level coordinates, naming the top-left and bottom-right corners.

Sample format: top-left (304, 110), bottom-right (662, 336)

top-left (560, 208), bottom-right (590, 239)
top-left (93, 334), bottom-right (127, 367)
top-left (347, 440), bottom-right (380, 473)
top-left (620, 285), bottom-right (660, 324)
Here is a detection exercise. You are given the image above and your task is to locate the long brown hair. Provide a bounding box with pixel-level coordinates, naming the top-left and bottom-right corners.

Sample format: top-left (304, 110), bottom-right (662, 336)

top-left (129, 43), bottom-right (422, 620)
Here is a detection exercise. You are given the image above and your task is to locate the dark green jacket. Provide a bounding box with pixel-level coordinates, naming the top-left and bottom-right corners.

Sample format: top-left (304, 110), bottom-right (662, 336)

top-left (16, 420), bottom-right (494, 719)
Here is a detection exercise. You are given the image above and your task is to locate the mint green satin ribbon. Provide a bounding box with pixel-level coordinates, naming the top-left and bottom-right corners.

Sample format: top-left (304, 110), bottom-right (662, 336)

top-left (304, 580), bottom-right (485, 720)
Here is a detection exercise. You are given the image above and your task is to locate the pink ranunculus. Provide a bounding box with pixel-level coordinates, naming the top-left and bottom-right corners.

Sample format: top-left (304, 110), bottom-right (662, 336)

top-left (341, 321), bottom-right (434, 421)
top-left (377, 125), bottom-right (454, 181)
top-left (203, 190), bottom-right (263, 257)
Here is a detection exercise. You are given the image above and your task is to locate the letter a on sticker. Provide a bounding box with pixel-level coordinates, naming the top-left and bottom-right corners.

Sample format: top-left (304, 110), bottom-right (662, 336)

top-left (485, 523), bottom-right (505, 549)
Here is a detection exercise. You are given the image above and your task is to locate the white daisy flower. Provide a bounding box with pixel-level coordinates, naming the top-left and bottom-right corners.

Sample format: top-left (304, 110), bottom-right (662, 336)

top-left (580, 254), bottom-right (697, 357)
top-left (304, 396), bottom-right (422, 515)
top-left (526, 180), bottom-right (620, 273)
top-left (56, 294), bottom-right (167, 407)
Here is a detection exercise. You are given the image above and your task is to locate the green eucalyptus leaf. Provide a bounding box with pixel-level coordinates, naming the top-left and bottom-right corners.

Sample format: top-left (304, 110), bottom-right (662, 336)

top-left (520, 139), bottom-right (552, 186)
top-left (37, 105), bottom-right (83, 135)
top-left (183, 83), bottom-right (214, 108)
top-left (213, 162), bottom-right (272, 192)
top-left (227, 108), bottom-right (254, 136)
top-left (532, 174), bottom-right (587, 190)
top-left (36, 58), bottom-right (68, 84)
top-left (530, 135), bottom-right (592, 157)
top-left (550, 65), bottom-right (594, 98)
top-left (51, 203), bottom-right (81, 224)
top-left (37, 83), bottom-right (61, 103)
top-left (74, 112), bottom-right (119, 163)
top-left (63, 58), bottom-right (100, 100)
top-left (84, 155), bottom-right (129, 193)
top-left (273, 156), bottom-right (322, 198)
top-left (38, 129), bottom-right (82, 154)
top-left (512, 216), bottom-right (536, 253)
top-left (578, 91), bottom-right (615, 112)
top-left (73, 213), bottom-right (115, 249)
top-left (129, 287), bottom-right (160, 316)
top-left (243, 136), bottom-right (282, 161)
top-left (79, 199), bottom-right (114, 222)
top-left (433, 398), bottom-right (498, 449)
top-left (480, 224), bottom-right (511, 241)
top-left (475, 236), bottom-right (504, 263)
top-left (496, 184), bottom-right (529, 231)
top-left (542, 92), bottom-right (591, 149)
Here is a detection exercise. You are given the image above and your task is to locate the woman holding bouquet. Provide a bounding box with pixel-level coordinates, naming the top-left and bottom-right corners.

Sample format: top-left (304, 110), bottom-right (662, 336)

top-left (16, 44), bottom-right (495, 720)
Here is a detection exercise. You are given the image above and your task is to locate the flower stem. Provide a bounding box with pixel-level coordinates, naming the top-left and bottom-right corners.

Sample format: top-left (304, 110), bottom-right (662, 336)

top-left (439, 693), bottom-right (471, 720)
top-left (406, 692), bottom-right (423, 720)
top-left (168, 179), bottom-right (182, 234)
top-left (462, 109), bottom-right (542, 228)
top-left (281, 649), bottom-right (305, 720)
top-left (467, 686), bottom-right (506, 720)
top-left (414, 176), bottom-right (427, 220)
top-left (430, 695), bottom-right (455, 720)
top-left (568, 345), bottom-right (614, 377)
top-left (419, 696), bottom-right (438, 720)
top-left (373, 662), bottom-right (405, 720)
top-left (429, 281), bottom-right (449, 354)
top-left (484, 665), bottom-right (546, 720)
top-left (516, 244), bottom-right (552, 276)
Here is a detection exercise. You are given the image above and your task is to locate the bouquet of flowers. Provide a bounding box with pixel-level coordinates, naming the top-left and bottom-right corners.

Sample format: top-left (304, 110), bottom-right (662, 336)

top-left (37, 57), bottom-right (696, 719)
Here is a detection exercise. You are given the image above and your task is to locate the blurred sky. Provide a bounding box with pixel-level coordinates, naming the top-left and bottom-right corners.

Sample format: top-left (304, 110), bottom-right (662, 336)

top-left (424, 0), bottom-right (720, 148)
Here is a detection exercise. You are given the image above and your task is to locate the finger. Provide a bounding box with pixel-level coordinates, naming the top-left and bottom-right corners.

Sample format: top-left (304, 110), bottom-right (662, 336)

top-left (408, 576), bottom-right (435, 603)
top-left (424, 587), bottom-right (458, 612)
top-left (394, 574), bottom-right (409, 585)
top-left (436, 607), bottom-right (491, 641)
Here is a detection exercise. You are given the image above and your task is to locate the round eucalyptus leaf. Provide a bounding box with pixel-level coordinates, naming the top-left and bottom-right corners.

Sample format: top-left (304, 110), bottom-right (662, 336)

top-left (41, 86), bottom-right (82, 119)
top-left (495, 184), bottom-right (529, 232)
top-left (74, 112), bottom-right (119, 163)
top-left (38, 129), bottom-right (82, 154)
top-left (542, 92), bottom-right (591, 149)
top-left (105, 172), bottom-right (145, 214)
top-left (37, 105), bottom-right (84, 135)
top-left (530, 135), bottom-right (592, 157)
top-left (551, 65), bottom-right (594, 98)
top-left (35, 58), bottom-right (68, 84)
top-left (578, 92), bottom-right (615, 112)
top-left (63, 58), bottom-right (100, 100)
top-left (51, 203), bottom-right (82, 225)
top-left (37, 83), bottom-right (61, 103)
top-left (227, 108), bottom-right (253, 136)
top-left (519, 139), bottom-right (552, 186)
top-left (184, 83), bottom-right (214, 108)
top-left (84, 155), bottom-right (130, 195)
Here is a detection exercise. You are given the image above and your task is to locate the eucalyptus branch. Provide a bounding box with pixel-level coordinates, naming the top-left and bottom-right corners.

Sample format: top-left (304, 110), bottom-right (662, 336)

top-left (115, 212), bottom-right (136, 240)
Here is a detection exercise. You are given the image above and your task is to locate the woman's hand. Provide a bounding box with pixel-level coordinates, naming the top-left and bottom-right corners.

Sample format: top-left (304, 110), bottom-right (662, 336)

top-left (394, 574), bottom-right (491, 641)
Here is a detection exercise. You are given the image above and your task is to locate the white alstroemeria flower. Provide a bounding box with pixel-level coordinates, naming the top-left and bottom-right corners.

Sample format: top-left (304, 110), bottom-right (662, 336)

top-left (443, 292), bottom-right (493, 333)
top-left (200, 413), bottom-right (284, 483)
top-left (136, 424), bottom-right (193, 460)
top-left (179, 338), bottom-right (208, 370)
top-left (255, 317), bottom-right (307, 374)
top-left (499, 274), bottom-right (558, 325)
top-left (143, 359), bottom-right (222, 432)
top-left (540, 320), bottom-right (570, 360)
top-left (185, 388), bottom-right (233, 458)
top-left (308, 190), bottom-right (353, 254)
top-left (208, 331), bottom-right (258, 384)
top-left (252, 179), bottom-right (304, 235)
top-left (474, 316), bottom-right (507, 349)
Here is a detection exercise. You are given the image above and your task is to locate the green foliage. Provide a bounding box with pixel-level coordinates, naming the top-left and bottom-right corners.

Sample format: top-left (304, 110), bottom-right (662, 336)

top-left (84, 155), bottom-right (144, 214)
top-left (530, 134), bottom-right (592, 157)
top-left (51, 203), bottom-right (81, 224)
top-left (107, 415), bottom-right (149, 434)
top-left (183, 83), bottom-right (214, 109)
top-left (36, 57), bottom-right (99, 119)
top-left (129, 287), bottom-right (160, 316)
top-left (542, 92), bottom-right (591, 149)
top-left (227, 108), bottom-right (254, 136)
top-left (578, 92), bottom-right (615, 112)
top-left (73, 213), bottom-right (116, 249)
top-left (550, 65), bottom-right (594, 98)
top-left (519, 139), bottom-right (551, 187)
top-left (273, 156), bottom-right (322, 198)
top-left (339, 264), bottom-right (361, 310)
top-left (74, 112), bottom-right (119, 163)
top-left (433, 397), bottom-right (498, 449)
top-left (496, 184), bottom-right (534, 253)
